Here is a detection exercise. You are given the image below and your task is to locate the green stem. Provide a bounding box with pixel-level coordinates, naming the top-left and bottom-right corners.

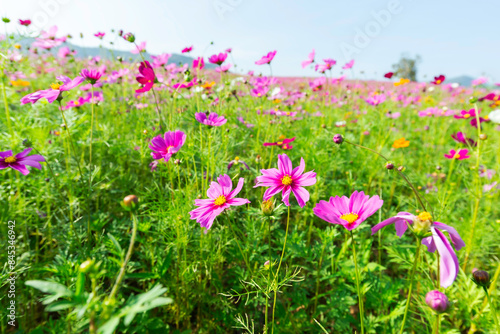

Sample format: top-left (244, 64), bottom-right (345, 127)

top-left (108, 212), bottom-right (138, 301)
top-left (399, 239), bottom-right (421, 334)
top-left (350, 230), bottom-right (365, 334)
top-left (272, 206), bottom-right (290, 334)
top-left (484, 286), bottom-right (500, 333)
top-left (434, 313), bottom-right (440, 334)
top-left (88, 85), bottom-right (96, 243)
top-left (1, 76), bottom-right (12, 135)
top-left (265, 218), bottom-right (272, 334)
top-left (227, 216), bottom-right (252, 275)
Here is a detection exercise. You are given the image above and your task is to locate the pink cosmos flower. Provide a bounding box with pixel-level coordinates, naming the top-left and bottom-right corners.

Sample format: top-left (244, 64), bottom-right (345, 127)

top-left (80, 68), bottom-right (102, 85)
top-left (19, 19), bottom-right (31, 26)
top-left (472, 77), bottom-right (488, 86)
top-left (135, 61), bottom-right (156, 93)
top-left (21, 75), bottom-right (84, 104)
top-left (182, 46), bottom-right (193, 53)
top-left (132, 41), bottom-right (146, 54)
top-left (208, 53), bottom-right (228, 65)
top-left (301, 49), bottom-right (315, 68)
top-left (251, 86), bottom-right (269, 97)
top-left (149, 130), bottom-right (186, 162)
top-left (193, 57), bottom-right (205, 70)
top-left (215, 63), bottom-right (232, 73)
top-left (342, 59), bottom-right (354, 70)
top-left (314, 191), bottom-right (383, 231)
top-left (57, 46), bottom-right (75, 59)
top-left (444, 149), bottom-right (470, 160)
top-left (385, 111), bottom-right (401, 119)
top-left (94, 32), bottom-right (105, 39)
top-left (315, 58), bottom-right (336, 73)
top-left (384, 72), bottom-right (394, 79)
top-left (365, 93), bottom-right (386, 106)
top-left (371, 212), bottom-right (465, 287)
top-left (0, 148), bottom-right (45, 175)
top-left (451, 132), bottom-right (475, 146)
top-left (255, 50), bottom-right (277, 65)
top-left (263, 137), bottom-right (295, 150)
top-left (254, 154), bottom-right (316, 207)
top-left (195, 112), bottom-right (227, 126)
top-left (151, 53), bottom-right (171, 68)
top-left (189, 175), bottom-right (250, 230)
top-left (237, 117), bottom-right (255, 128)
top-left (454, 108), bottom-right (478, 120)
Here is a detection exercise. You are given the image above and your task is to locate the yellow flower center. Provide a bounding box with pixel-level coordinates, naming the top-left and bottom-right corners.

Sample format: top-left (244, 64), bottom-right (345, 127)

top-left (50, 82), bottom-right (61, 90)
top-left (464, 114), bottom-right (470, 119)
top-left (417, 211), bottom-right (432, 222)
top-left (166, 145), bottom-right (173, 153)
top-left (74, 101), bottom-right (79, 105)
top-left (214, 195), bottom-right (226, 206)
top-left (281, 175), bottom-right (293, 186)
top-left (453, 153), bottom-right (461, 159)
top-left (234, 156), bottom-right (240, 161)
top-left (436, 80), bottom-right (441, 84)
top-left (286, 112), bottom-right (290, 116)
top-left (277, 141), bottom-right (283, 145)
top-left (4, 156), bottom-right (17, 163)
top-left (340, 213), bottom-right (359, 224)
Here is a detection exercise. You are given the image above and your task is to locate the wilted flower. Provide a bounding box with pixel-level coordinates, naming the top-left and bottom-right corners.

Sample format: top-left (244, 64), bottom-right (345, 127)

top-left (372, 211), bottom-right (465, 287)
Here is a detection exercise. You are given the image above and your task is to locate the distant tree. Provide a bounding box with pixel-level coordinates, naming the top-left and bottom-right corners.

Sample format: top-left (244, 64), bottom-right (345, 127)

top-left (392, 54), bottom-right (421, 81)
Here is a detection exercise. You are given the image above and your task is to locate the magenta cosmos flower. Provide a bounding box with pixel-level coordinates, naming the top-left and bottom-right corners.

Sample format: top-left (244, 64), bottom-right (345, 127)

top-left (254, 154), bottom-right (316, 207)
top-left (444, 149), bottom-right (470, 160)
top-left (182, 46), bottom-right (193, 53)
top-left (21, 75), bottom-right (84, 104)
top-left (135, 61), bottom-right (156, 93)
top-left (313, 191), bottom-right (383, 230)
top-left (193, 57), bottom-right (205, 70)
top-left (255, 50), bottom-right (277, 65)
top-left (80, 68), bottom-right (102, 85)
top-left (371, 211), bottom-right (465, 287)
top-left (94, 32), bottom-right (105, 39)
top-left (301, 49), bottom-right (315, 68)
top-left (342, 59), bottom-right (355, 70)
top-left (19, 19), bottom-right (31, 26)
top-left (454, 108), bottom-right (478, 120)
top-left (149, 130), bottom-right (186, 162)
top-left (195, 112), bottom-right (227, 126)
top-left (208, 53), bottom-right (228, 66)
top-left (1, 148), bottom-right (45, 175)
top-left (189, 175), bottom-right (250, 230)
top-left (451, 132), bottom-right (475, 146)
top-left (263, 137), bottom-right (295, 150)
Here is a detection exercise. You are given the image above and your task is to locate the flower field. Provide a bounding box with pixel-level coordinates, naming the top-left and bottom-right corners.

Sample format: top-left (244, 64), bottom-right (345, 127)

top-left (1, 23), bottom-right (500, 334)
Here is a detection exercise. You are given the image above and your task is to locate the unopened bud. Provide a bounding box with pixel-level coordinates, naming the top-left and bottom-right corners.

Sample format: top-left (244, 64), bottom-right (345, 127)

top-left (479, 134), bottom-right (487, 141)
top-left (333, 134), bottom-right (343, 144)
top-left (436, 166), bottom-right (442, 171)
top-left (425, 290), bottom-right (449, 313)
top-left (385, 162), bottom-right (394, 170)
top-left (22, 139), bottom-right (32, 148)
top-left (397, 166), bottom-right (405, 172)
top-left (123, 195), bottom-right (138, 208)
top-left (79, 259), bottom-right (95, 273)
top-left (472, 270), bottom-right (490, 288)
top-left (261, 199), bottom-right (275, 216)
top-left (123, 32), bottom-right (135, 43)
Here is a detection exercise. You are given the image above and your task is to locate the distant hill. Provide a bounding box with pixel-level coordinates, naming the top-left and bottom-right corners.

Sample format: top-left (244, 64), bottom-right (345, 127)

top-left (18, 38), bottom-right (216, 68)
top-left (447, 75), bottom-right (475, 87)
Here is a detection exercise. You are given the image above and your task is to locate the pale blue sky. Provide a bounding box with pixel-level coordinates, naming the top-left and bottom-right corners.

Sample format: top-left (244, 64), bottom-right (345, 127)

top-left (2, 0), bottom-right (498, 81)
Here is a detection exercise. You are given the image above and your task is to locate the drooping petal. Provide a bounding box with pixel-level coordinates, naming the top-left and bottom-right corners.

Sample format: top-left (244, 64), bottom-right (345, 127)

top-left (9, 163), bottom-right (30, 175)
top-left (263, 185), bottom-right (283, 201)
top-left (15, 148), bottom-right (33, 158)
top-left (421, 236), bottom-right (436, 253)
top-left (313, 200), bottom-right (345, 225)
top-left (433, 222), bottom-right (465, 250)
top-left (281, 186), bottom-right (292, 206)
top-left (371, 212), bottom-right (414, 236)
top-left (432, 228), bottom-right (459, 288)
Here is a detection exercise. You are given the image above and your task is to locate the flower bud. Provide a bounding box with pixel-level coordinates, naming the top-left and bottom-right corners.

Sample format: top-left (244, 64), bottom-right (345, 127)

top-left (425, 290), bottom-right (449, 313)
top-left (469, 97), bottom-right (478, 103)
top-left (2, 17), bottom-right (10, 23)
top-left (79, 259), bottom-right (95, 273)
top-left (261, 199), bottom-right (275, 216)
top-left (333, 134), bottom-right (343, 144)
top-left (22, 139), bottom-right (32, 148)
top-left (123, 195), bottom-right (138, 208)
top-left (397, 165), bottom-right (405, 172)
top-left (123, 32), bottom-right (135, 43)
top-left (472, 269), bottom-right (490, 288)
top-left (385, 162), bottom-right (394, 170)
top-left (436, 166), bottom-right (442, 171)
top-left (479, 134), bottom-right (487, 141)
